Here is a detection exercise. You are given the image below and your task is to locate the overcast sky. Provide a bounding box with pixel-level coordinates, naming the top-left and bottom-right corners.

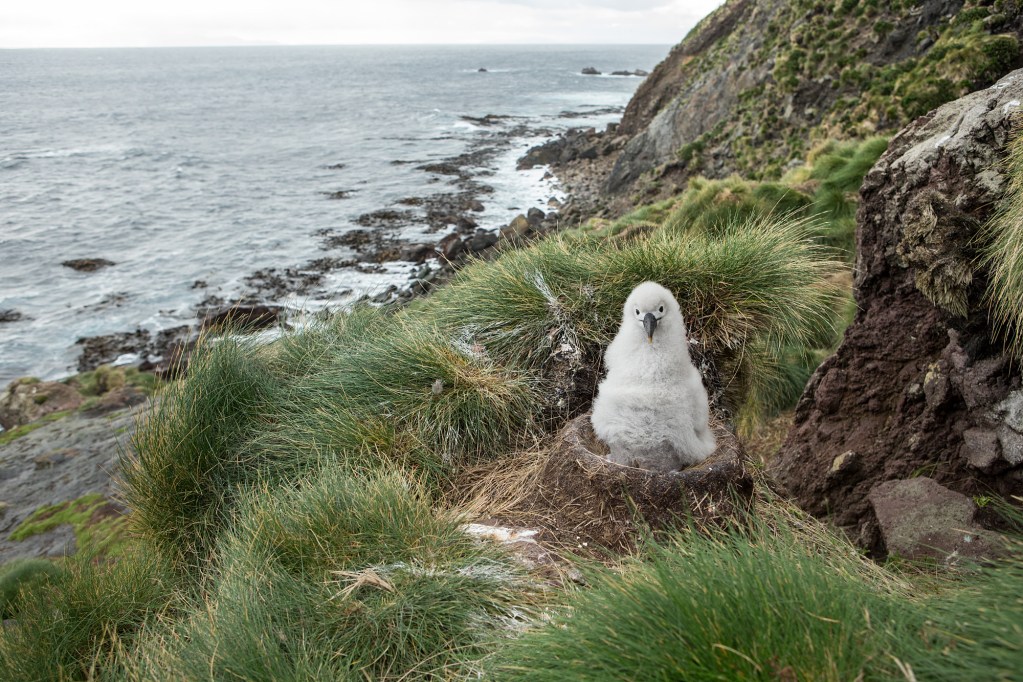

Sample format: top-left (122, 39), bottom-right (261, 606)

top-left (1, 0), bottom-right (725, 49)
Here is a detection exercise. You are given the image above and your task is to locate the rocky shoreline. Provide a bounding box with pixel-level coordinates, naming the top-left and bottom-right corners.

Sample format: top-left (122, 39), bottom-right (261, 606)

top-left (68, 113), bottom-right (620, 379)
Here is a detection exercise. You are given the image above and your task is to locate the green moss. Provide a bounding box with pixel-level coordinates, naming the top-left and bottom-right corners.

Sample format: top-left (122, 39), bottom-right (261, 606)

top-left (0, 410), bottom-right (73, 446)
top-left (10, 493), bottom-right (131, 559)
top-left (66, 364), bottom-right (158, 397)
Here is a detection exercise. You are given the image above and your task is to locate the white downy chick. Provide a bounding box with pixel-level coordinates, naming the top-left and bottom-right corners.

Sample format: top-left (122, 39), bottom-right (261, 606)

top-left (591, 281), bottom-right (716, 472)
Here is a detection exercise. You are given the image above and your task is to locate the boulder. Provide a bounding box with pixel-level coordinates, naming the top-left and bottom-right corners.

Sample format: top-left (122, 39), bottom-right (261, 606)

top-left (581, 67), bottom-right (601, 75)
top-left (769, 70), bottom-right (1023, 555)
top-left (466, 229), bottom-right (499, 253)
top-left (438, 233), bottom-right (464, 262)
top-left (0, 379), bottom-right (83, 430)
top-left (868, 477), bottom-right (1002, 564)
top-left (500, 214), bottom-right (532, 244)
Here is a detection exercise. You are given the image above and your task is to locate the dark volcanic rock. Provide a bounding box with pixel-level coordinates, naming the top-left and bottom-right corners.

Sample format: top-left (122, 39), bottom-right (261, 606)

top-left (200, 304), bottom-right (282, 333)
top-left (0, 310), bottom-right (25, 323)
top-left (321, 190), bottom-right (353, 200)
top-left (75, 328), bottom-right (151, 372)
top-left (581, 67), bottom-right (601, 75)
top-left (62, 258), bottom-right (115, 272)
top-left (768, 71), bottom-right (1023, 555)
top-left (355, 209), bottom-right (418, 229)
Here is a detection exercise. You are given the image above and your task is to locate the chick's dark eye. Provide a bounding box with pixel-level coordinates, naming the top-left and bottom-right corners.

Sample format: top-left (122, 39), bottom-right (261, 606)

top-left (658, 305), bottom-right (664, 313)
top-left (635, 308), bottom-right (640, 316)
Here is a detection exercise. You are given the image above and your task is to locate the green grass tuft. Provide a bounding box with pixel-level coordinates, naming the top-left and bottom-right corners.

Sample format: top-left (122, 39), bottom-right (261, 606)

top-left (0, 558), bottom-right (65, 619)
top-left (984, 123), bottom-right (1023, 361)
top-left (491, 505), bottom-right (914, 681)
top-left (121, 335), bottom-right (284, 573)
top-left (0, 549), bottom-right (180, 682)
top-left (122, 468), bottom-right (535, 681)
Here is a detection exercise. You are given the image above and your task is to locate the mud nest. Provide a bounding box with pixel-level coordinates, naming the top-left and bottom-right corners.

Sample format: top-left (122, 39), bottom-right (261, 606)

top-left (459, 413), bottom-right (753, 556)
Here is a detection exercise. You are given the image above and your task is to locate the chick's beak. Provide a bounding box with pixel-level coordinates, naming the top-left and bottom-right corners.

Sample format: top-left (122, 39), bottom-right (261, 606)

top-left (643, 312), bottom-right (657, 343)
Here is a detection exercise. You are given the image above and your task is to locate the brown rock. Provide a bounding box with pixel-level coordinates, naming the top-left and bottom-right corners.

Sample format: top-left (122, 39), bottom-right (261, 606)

top-left (438, 233), bottom-right (464, 262)
top-left (0, 380), bottom-right (83, 430)
top-left (500, 214), bottom-right (532, 243)
top-left (961, 427), bottom-right (1002, 471)
top-left (868, 477), bottom-right (1001, 563)
top-left (769, 71), bottom-right (1023, 555)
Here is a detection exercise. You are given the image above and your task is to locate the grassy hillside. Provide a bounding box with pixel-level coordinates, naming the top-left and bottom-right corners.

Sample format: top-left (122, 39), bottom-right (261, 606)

top-left (610, 0), bottom-right (1023, 198)
top-left (3, 130), bottom-right (1022, 679)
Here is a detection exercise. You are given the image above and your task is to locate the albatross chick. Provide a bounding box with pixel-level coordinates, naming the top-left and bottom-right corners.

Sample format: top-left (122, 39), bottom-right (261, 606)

top-left (591, 281), bottom-right (716, 472)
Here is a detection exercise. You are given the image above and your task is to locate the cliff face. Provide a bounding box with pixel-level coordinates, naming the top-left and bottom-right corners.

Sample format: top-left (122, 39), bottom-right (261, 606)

top-left (566, 0), bottom-right (1023, 206)
top-left (768, 70), bottom-right (1023, 557)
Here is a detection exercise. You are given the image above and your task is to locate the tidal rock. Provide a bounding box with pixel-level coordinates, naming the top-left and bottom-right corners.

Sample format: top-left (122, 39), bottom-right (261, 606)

top-left (0, 379), bottom-right (83, 430)
top-left (0, 310), bottom-right (25, 323)
top-left (438, 233), bottom-right (465, 262)
top-left (62, 258), bottom-right (115, 272)
top-left (500, 214), bottom-right (533, 243)
top-left (581, 67), bottom-right (601, 75)
top-left (769, 70), bottom-right (1023, 556)
top-left (76, 328), bottom-right (151, 373)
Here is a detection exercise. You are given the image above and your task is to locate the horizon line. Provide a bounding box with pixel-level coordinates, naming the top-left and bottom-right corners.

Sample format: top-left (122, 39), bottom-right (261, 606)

top-left (1, 41), bottom-right (675, 51)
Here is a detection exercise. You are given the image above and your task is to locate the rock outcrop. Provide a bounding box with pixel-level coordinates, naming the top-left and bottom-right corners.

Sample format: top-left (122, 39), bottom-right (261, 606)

top-left (768, 70), bottom-right (1023, 556)
top-left (0, 379), bottom-right (83, 430)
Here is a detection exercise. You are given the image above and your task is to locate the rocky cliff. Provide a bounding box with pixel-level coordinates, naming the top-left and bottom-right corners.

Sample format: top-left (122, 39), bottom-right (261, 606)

top-left (545, 0), bottom-right (1023, 217)
top-left (768, 70), bottom-right (1023, 559)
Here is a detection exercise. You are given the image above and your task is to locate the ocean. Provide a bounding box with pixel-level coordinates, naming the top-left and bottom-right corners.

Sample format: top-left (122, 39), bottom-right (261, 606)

top-left (0, 44), bottom-right (667, 386)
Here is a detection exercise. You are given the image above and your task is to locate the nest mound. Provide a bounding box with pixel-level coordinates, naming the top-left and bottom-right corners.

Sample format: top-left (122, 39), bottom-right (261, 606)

top-left (459, 413), bottom-right (753, 556)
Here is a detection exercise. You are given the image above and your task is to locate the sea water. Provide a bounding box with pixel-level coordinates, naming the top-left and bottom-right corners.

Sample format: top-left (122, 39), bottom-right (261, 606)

top-left (0, 44), bottom-right (667, 385)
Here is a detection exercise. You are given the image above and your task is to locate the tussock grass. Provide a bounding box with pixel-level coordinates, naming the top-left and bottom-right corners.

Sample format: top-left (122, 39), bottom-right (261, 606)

top-left (805, 136), bottom-right (889, 218)
top-left (902, 542), bottom-right (1023, 681)
top-left (985, 123), bottom-right (1023, 361)
top-left (122, 468), bottom-right (536, 681)
top-left (0, 558), bottom-right (64, 619)
top-left (658, 136), bottom-right (887, 257)
top-left (490, 500), bottom-right (915, 681)
top-left (0, 549), bottom-right (179, 682)
top-left (121, 335), bottom-right (283, 572)
top-left (659, 176), bottom-right (813, 238)
top-left (419, 215), bottom-right (842, 431)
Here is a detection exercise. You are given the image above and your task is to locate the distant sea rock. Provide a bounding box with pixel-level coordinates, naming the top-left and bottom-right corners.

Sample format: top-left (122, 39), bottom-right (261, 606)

top-left (62, 258), bottom-right (115, 272)
top-left (581, 67), bottom-right (600, 75)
